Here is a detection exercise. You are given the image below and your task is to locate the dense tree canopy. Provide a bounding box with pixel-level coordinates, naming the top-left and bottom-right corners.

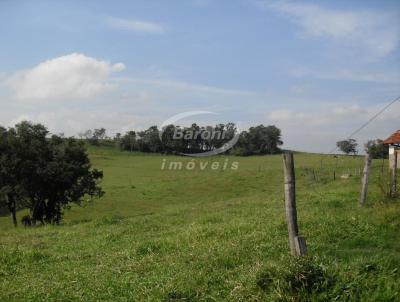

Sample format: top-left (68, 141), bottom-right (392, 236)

top-left (234, 125), bottom-right (283, 156)
top-left (0, 122), bottom-right (104, 226)
top-left (117, 123), bottom-right (282, 156)
top-left (336, 139), bottom-right (358, 155)
top-left (365, 139), bottom-right (389, 159)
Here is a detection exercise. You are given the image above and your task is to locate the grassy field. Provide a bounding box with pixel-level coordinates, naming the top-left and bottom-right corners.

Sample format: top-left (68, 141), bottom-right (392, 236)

top-left (1, 146), bottom-right (399, 301)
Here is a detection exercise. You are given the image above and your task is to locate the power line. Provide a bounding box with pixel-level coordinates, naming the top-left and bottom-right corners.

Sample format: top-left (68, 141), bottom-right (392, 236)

top-left (329, 95), bottom-right (400, 154)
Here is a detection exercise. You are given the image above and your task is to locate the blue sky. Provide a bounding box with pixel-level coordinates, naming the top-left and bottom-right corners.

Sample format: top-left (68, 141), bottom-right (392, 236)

top-left (0, 0), bottom-right (399, 152)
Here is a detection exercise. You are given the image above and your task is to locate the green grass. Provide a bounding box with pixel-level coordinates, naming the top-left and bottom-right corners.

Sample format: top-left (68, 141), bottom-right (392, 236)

top-left (1, 147), bottom-right (399, 301)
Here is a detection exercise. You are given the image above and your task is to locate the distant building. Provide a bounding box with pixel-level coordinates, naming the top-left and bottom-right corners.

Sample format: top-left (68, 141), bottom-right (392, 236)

top-left (383, 130), bottom-right (400, 170)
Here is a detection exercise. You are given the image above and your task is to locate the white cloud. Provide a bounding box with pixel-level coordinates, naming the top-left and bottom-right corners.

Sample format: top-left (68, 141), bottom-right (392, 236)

top-left (107, 17), bottom-right (166, 34)
top-left (6, 53), bottom-right (125, 101)
top-left (8, 109), bottom-right (159, 137)
top-left (262, 1), bottom-right (400, 58)
top-left (289, 67), bottom-right (400, 83)
top-left (267, 105), bottom-right (368, 125)
top-left (117, 77), bottom-right (256, 97)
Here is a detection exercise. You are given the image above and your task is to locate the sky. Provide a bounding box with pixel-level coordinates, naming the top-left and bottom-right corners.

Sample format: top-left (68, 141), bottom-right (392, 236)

top-left (0, 0), bottom-right (399, 153)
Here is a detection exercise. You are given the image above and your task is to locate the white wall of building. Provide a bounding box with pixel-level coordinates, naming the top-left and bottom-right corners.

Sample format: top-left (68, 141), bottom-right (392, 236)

top-left (389, 146), bottom-right (400, 170)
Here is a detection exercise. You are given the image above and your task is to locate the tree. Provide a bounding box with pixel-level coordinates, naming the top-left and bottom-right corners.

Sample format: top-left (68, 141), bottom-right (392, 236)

top-left (0, 125), bottom-right (26, 227)
top-left (0, 188), bottom-right (18, 227)
top-left (87, 128), bottom-right (106, 145)
top-left (160, 125), bottom-right (178, 154)
top-left (138, 126), bottom-right (163, 153)
top-left (365, 139), bottom-right (388, 159)
top-left (235, 125), bottom-right (283, 155)
top-left (336, 139), bottom-right (358, 155)
top-left (119, 131), bottom-right (137, 152)
top-left (0, 121), bottom-right (104, 225)
top-left (93, 128), bottom-right (106, 140)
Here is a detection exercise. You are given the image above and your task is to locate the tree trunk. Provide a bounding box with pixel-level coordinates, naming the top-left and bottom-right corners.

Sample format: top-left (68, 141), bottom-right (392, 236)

top-left (6, 194), bottom-right (17, 227)
top-left (11, 207), bottom-right (17, 227)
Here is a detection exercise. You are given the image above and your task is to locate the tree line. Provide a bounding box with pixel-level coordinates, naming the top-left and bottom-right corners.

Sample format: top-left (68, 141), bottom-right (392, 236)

top-left (80, 127), bottom-right (388, 159)
top-left (83, 124), bottom-right (284, 156)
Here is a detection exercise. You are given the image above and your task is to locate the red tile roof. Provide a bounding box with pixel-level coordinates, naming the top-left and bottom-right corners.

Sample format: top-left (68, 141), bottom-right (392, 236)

top-left (383, 130), bottom-right (400, 145)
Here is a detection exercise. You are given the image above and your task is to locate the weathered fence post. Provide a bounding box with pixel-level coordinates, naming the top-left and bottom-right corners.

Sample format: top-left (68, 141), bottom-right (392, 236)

top-left (359, 153), bottom-right (372, 206)
top-left (283, 152), bottom-right (307, 256)
top-left (390, 151), bottom-right (398, 198)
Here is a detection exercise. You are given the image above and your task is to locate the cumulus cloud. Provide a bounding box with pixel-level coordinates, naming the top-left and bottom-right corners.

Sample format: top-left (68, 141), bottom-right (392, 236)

top-left (6, 53), bottom-right (125, 101)
top-left (107, 17), bottom-right (166, 34)
top-left (262, 0), bottom-right (400, 58)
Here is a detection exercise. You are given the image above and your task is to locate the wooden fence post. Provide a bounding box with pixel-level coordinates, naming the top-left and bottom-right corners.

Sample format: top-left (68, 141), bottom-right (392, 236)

top-left (390, 151), bottom-right (398, 198)
top-left (283, 152), bottom-right (307, 256)
top-left (359, 153), bottom-right (372, 206)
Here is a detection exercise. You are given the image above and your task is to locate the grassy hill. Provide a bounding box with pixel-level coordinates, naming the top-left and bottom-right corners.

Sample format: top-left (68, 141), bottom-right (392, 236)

top-left (1, 147), bottom-right (399, 301)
